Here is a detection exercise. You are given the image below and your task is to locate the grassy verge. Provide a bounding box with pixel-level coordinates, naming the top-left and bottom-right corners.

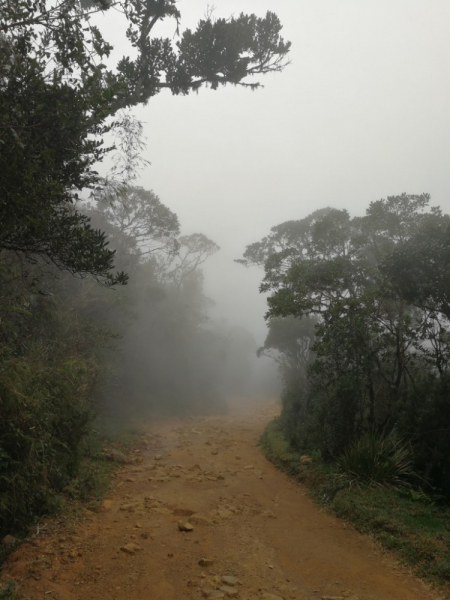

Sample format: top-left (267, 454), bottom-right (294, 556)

top-left (260, 418), bottom-right (450, 593)
top-left (0, 416), bottom-right (145, 597)
top-left (61, 417), bottom-right (143, 509)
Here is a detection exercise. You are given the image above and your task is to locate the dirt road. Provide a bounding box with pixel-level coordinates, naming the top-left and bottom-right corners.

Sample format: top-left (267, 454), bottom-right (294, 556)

top-left (2, 400), bottom-right (442, 600)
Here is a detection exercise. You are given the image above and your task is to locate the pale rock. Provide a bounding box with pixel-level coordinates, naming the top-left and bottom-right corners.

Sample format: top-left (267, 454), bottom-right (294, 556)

top-left (221, 575), bottom-right (239, 586)
top-left (120, 542), bottom-right (143, 555)
top-left (102, 499), bottom-right (113, 511)
top-left (198, 558), bottom-right (214, 567)
top-left (152, 507), bottom-right (172, 515)
top-left (220, 585), bottom-right (239, 597)
top-left (244, 465), bottom-right (254, 470)
top-left (178, 521), bottom-right (194, 532)
top-left (216, 508), bottom-right (233, 519)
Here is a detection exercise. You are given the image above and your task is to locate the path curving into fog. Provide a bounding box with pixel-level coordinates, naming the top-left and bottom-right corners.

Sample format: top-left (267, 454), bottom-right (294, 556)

top-left (2, 399), bottom-right (440, 600)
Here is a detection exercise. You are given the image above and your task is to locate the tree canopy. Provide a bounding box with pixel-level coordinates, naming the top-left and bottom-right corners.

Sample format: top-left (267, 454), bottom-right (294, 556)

top-left (1, 0), bottom-right (290, 284)
top-left (241, 194), bottom-right (450, 494)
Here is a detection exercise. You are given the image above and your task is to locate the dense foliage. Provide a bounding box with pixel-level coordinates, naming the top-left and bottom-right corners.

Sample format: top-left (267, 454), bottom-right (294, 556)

top-left (1, 0), bottom-right (290, 283)
top-left (0, 181), bottom-right (258, 536)
top-left (242, 194), bottom-right (450, 496)
top-left (0, 0), bottom-right (289, 535)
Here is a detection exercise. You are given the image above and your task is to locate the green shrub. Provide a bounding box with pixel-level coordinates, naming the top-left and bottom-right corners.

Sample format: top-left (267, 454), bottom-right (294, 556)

top-left (336, 430), bottom-right (415, 488)
top-left (0, 354), bottom-right (96, 536)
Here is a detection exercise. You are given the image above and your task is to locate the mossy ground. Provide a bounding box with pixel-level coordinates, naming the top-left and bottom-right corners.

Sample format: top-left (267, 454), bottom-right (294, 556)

top-left (260, 418), bottom-right (450, 593)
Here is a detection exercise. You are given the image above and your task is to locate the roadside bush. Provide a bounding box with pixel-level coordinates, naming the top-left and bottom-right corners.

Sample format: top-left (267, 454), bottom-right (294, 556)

top-left (279, 374), bottom-right (366, 460)
top-left (336, 430), bottom-right (415, 489)
top-left (0, 353), bottom-right (96, 536)
top-left (396, 374), bottom-right (450, 499)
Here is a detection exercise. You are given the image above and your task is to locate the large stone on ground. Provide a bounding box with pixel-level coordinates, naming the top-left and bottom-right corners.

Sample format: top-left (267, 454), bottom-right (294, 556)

top-left (198, 558), bottom-right (214, 567)
top-left (120, 543), bottom-right (143, 555)
top-left (220, 585), bottom-right (238, 597)
top-left (221, 575), bottom-right (239, 586)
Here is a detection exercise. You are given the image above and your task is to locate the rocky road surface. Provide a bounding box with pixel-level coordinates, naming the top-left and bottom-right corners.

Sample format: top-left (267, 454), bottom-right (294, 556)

top-left (2, 400), bottom-right (442, 600)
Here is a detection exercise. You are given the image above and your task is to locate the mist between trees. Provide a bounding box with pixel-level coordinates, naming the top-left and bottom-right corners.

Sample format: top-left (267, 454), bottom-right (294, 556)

top-left (0, 177), bottom-right (273, 537)
top-left (239, 194), bottom-right (450, 498)
top-left (0, 0), bottom-right (288, 537)
top-left (4, 0), bottom-right (450, 556)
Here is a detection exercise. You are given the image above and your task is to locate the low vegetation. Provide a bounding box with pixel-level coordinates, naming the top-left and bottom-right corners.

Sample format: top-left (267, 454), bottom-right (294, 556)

top-left (0, 408), bottom-right (139, 559)
top-left (261, 419), bottom-right (450, 590)
top-left (335, 430), bottom-right (416, 489)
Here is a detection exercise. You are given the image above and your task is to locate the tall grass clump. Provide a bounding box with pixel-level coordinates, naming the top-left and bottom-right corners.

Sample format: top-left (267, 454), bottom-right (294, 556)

top-left (337, 430), bottom-right (416, 489)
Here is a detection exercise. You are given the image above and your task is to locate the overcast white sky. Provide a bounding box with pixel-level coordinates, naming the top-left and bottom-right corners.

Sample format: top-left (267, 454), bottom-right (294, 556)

top-left (105, 0), bottom-right (450, 344)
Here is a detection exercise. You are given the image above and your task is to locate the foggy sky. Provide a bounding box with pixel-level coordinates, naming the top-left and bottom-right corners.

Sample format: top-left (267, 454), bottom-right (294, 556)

top-left (106, 1), bottom-right (450, 344)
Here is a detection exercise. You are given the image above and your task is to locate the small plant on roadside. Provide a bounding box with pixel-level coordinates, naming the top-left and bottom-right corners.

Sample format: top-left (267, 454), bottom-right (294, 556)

top-left (0, 581), bottom-right (17, 600)
top-left (336, 430), bottom-right (416, 489)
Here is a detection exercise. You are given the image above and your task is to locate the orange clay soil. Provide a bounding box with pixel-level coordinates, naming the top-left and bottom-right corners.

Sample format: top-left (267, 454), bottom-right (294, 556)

top-left (1, 399), bottom-right (444, 600)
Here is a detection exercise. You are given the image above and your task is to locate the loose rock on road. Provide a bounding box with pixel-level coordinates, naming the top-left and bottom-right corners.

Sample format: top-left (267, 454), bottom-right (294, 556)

top-left (2, 400), bottom-right (442, 600)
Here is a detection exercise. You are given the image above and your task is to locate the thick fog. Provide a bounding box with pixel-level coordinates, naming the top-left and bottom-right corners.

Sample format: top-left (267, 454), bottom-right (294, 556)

top-left (98, 0), bottom-right (450, 344)
top-left (86, 0), bottom-right (450, 409)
